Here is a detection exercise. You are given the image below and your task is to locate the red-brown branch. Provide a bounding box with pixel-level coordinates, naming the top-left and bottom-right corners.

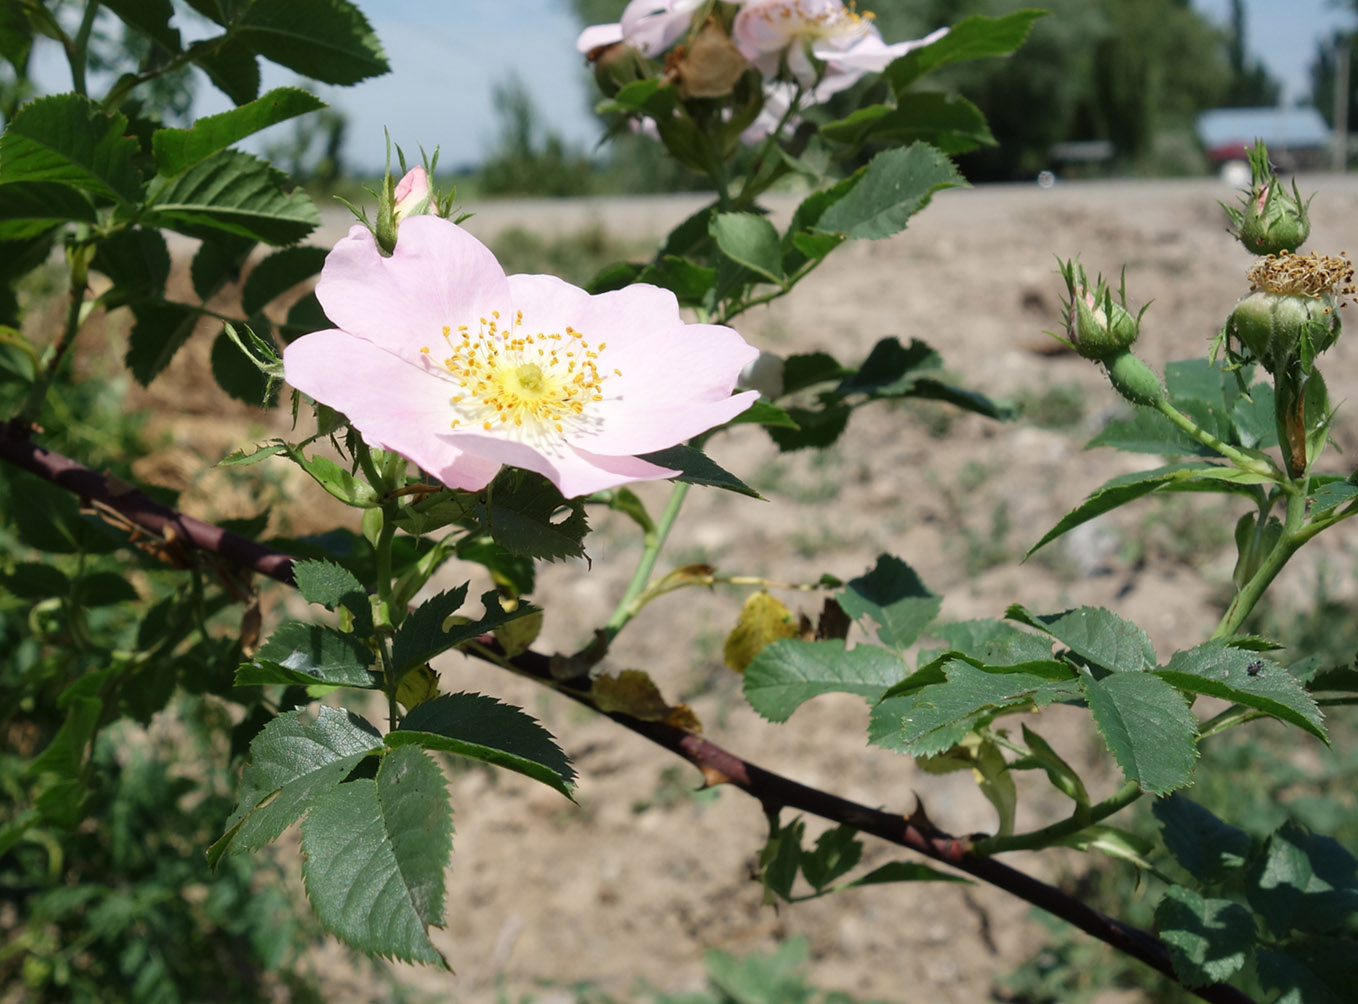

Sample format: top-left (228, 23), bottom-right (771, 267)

top-left (0, 423), bottom-right (1257, 1004)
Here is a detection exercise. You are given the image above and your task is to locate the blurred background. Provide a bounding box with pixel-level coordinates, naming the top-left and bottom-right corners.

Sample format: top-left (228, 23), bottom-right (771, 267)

top-left (8, 0), bottom-right (1358, 195)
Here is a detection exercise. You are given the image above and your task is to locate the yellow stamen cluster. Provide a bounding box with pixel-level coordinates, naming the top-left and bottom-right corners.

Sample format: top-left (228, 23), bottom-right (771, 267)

top-left (1248, 250), bottom-right (1356, 304)
top-left (421, 309), bottom-right (617, 440)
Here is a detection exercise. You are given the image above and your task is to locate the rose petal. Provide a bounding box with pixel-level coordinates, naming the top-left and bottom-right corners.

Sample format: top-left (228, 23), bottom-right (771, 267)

top-left (316, 217), bottom-right (510, 363)
top-left (283, 330), bottom-right (500, 490)
top-left (446, 432), bottom-right (679, 498)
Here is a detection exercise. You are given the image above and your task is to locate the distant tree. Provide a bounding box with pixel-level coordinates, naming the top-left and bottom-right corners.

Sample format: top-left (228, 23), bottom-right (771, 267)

top-left (1220, 0), bottom-right (1280, 106)
top-left (1309, 4), bottom-right (1357, 133)
top-left (479, 74), bottom-right (596, 197)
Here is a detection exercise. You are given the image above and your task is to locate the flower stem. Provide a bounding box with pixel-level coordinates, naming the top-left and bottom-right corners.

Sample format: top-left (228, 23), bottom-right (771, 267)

top-left (970, 780), bottom-right (1143, 855)
top-left (1153, 398), bottom-right (1277, 477)
top-left (603, 480), bottom-right (691, 642)
top-left (1212, 488), bottom-right (1307, 640)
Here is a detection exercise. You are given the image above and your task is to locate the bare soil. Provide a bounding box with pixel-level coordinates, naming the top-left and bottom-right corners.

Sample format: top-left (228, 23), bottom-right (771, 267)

top-left (120, 175), bottom-right (1358, 1002)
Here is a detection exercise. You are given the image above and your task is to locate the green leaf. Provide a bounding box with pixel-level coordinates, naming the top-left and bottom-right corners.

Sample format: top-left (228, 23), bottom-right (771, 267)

top-left (190, 232), bottom-right (256, 298)
top-left (91, 228), bottom-right (171, 306)
top-left (476, 472), bottom-right (589, 560)
top-left (189, 36), bottom-right (261, 104)
top-left (145, 149), bottom-right (319, 245)
top-left (388, 584), bottom-right (469, 678)
top-left (837, 554), bottom-right (940, 650)
top-left (1016, 724), bottom-right (1090, 806)
top-left (767, 402), bottom-right (851, 451)
top-left (153, 87), bottom-right (326, 176)
top-left (929, 619), bottom-right (1054, 667)
top-left (639, 444), bottom-right (759, 498)
top-left (870, 660), bottom-right (1079, 757)
top-left (301, 745), bottom-right (450, 966)
top-left (711, 212), bottom-right (784, 284)
top-left (781, 351), bottom-right (851, 394)
top-left (212, 706), bottom-right (382, 862)
top-left (1085, 407), bottom-right (1220, 457)
top-left (1027, 463), bottom-right (1271, 556)
top-left (293, 558), bottom-right (372, 636)
top-left (884, 9), bottom-right (1046, 94)
top-left (241, 621), bottom-right (376, 689)
top-left (1232, 382), bottom-right (1278, 449)
top-left (1158, 643), bottom-right (1326, 741)
top-left (219, 441), bottom-right (286, 466)
top-left (744, 639), bottom-right (906, 723)
top-left (237, 0), bottom-right (389, 85)
top-left (820, 93), bottom-right (994, 155)
top-left (837, 337), bottom-right (940, 396)
top-left (1007, 604), bottom-right (1155, 674)
top-left (285, 449), bottom-right (378, 507)
top-left (211, 326), bottom-right (275, 404)
top-left (798, 824), bottom-right (862, 892)
top-left (0, 181), bottom-right (95, 238)
top-left (7, 471), bottom-right (125, 554)
top-left (1080, 668), bottom-right (1197, 794)
top-left (1154, 886), bottom-right (1256, 988)
top-left (1246, 820), bottom-right (1358, 937)
top-left (73, 571), bottom-right (139, 606)
top-left (1257, 939), bottom-right (1358, 1004)
top-left (0, 95), bottom-right (141, 200)
top-left (1, 562), bottom-right (69, 599)
top-left (125, 301), bottom-right (200, 385)
top-left (101, 0), bottom-right (181, 53)
top-left (388, 692), bottom-right (576, 797)
top-left (1310, 479), bottom-right (1358, 517)
top-left (28, 695), bottom-right (101, 781)
top-left (636, 254), bottom-right (714, 306)
top-left (812, 143), bottom-right (966, 241)
top-left (759, 816), bottom-right (805, 902)
top-left (729, 399), bottom-right (798, 429)
top-left (1153, 794), bottom-right (1252, 885)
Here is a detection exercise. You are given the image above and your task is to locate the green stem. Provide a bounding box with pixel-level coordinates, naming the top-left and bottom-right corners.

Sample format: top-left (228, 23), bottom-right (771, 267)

top-left (1153, 398), bottom-right (1278, 478)
top-left (67, 1), bottom-right (100, 96)
top-left (20, 247), bottom-right (92, 424)
top-left (970, 780), bottom-right (1142, 856)
top-left (602, 480), bottom-right (691, 642)
top-left (1212, 489), bottom-right (1307, 640)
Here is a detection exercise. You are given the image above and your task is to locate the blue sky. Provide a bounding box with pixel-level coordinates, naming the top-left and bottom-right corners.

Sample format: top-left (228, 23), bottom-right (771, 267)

top-left (23, 1), bottom-right (1358, 173)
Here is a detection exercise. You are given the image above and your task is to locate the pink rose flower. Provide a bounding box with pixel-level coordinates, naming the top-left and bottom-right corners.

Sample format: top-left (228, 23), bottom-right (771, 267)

top-left (576, 0), bottom-right (710, 57)
top-left (283, 217), bottom-right (759, 498)
top-left (734, 0), bottom-right (947, 98)
top-left (392, 165), bottom-right (430, 221)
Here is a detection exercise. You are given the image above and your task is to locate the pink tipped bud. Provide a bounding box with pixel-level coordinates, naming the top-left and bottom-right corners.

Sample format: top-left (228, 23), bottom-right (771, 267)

top-left (393, 166), bottom-right (431, 222)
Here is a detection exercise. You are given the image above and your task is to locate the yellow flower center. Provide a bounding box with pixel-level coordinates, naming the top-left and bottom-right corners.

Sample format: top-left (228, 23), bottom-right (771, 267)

top-left (418, 310), bottom-right (621, 446)
top-left (1248, 250), bottom-right (1356, 301)
top-left (752, 0), bottom-right (873, 42)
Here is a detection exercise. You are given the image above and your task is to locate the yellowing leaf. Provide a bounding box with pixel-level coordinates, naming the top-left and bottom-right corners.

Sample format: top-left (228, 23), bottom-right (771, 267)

top-left (495, 608), bottom-right (543, 657)
top-left (396, 664), bottom-right (439, 711)
top-left (724, 591), bottom-right (800, 672)
top-left (592, 670), bottom-right (702, 733)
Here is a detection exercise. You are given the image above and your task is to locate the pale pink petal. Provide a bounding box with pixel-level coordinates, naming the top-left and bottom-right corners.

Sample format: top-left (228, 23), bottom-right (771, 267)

top-left (283, 330), bottom-right (500, 491)
top-left (445, 432), bottom-right (679, 498)
top-left (393, 166), bottom-right (430, 221)
top-left (577, 22), bottom-right (624, 52)
top-left (506, 275), bottom-right (678, 356)
top-left (316, 218), bottom-right (510, 364)
top-left (814, 25), bottom-right (948, 73)
top-left (620, 0), bottom-right (703, 56)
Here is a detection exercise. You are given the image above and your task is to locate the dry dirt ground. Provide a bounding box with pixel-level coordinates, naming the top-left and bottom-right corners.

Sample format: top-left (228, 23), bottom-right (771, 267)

top-left (119, 175), bottom-right (1358, 1002)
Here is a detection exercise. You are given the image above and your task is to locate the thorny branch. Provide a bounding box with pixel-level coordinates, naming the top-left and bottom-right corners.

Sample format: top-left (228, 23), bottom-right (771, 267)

top-left (0, 422), bottom-right (1257, 1004)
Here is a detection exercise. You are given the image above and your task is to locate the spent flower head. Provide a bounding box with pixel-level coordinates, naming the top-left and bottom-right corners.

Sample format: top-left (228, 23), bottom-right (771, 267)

top-left (1227, 250), bottom-right (1355, 372)
top-left (1222, 140), bottom-right (1312, 256)
top-left (283, 217), bottom-right (759, 498)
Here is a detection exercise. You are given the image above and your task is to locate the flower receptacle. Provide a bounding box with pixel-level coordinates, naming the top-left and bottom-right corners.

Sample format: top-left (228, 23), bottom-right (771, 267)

top-left (1223, 141), bottom-right (1312, 256)
top-left (1057, 259), bottom-right (1145, 361)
